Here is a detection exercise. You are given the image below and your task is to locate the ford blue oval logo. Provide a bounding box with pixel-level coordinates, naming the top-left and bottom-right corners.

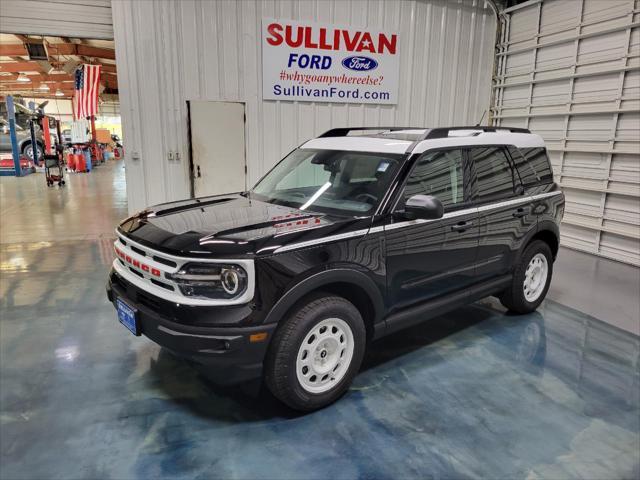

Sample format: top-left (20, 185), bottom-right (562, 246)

top-left (341, 56), bottom-right (378, 72)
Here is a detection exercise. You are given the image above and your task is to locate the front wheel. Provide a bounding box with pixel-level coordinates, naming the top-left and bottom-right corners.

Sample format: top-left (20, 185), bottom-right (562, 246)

top-left (22, 143), bottom-right (43, 161)
top-left (264, 295), bottom-right (366, 411)
top-left (500, 240), bottom-right (553, 314)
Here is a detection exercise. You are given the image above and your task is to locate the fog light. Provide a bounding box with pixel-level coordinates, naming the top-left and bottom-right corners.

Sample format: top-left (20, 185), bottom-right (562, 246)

top-left (221, 268), bottom-right (240, 295)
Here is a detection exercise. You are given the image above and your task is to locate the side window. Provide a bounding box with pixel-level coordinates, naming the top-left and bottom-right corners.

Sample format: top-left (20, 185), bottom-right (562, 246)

top-left (470, 147), bottom-right (515, 201)
top-left (514, 147), bottom-right (554, 185)
top-left (402, 149), bottom-right (464, 209)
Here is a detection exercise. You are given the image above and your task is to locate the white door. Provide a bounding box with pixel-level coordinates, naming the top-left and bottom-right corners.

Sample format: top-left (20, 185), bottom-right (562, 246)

top-left (189, 101), bottom-right (246, 198)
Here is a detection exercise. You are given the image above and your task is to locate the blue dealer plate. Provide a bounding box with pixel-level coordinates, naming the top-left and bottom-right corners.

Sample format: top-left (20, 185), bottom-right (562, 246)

top-left (116, 298), bottom-right (139, 336)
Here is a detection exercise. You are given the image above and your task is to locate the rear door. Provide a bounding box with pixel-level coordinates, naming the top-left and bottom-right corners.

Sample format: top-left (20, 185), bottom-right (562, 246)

top-left (469, 146), bottom-right (536, 279)
top-left (385, 148), bottom-right (479, 309)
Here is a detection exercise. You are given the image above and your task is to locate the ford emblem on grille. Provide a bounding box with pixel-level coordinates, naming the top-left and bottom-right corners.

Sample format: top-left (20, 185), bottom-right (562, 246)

top-left (341, 56), bottom-right (378, 72)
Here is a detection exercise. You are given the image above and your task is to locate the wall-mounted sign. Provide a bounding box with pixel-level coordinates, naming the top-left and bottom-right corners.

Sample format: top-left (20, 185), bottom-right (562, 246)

top-left (262, 19), bottom-right (399, 105)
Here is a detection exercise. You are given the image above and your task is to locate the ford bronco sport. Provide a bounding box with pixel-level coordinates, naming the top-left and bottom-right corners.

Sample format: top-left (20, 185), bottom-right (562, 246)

top-left (107, 126), bottom-right (564, 411)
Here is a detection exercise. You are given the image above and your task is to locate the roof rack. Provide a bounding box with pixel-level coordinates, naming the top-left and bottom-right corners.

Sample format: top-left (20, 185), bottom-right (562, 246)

top-left (422, 126), bottom-right (531, 140)
top-left (318, 127), bottom-right (426, 137)
top-left (318, 125), bottom-right (531, 139)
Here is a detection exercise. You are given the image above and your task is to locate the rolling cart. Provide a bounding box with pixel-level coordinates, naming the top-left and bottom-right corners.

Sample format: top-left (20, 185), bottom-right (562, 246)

top-left (44, 153), bottom-right (65, 187)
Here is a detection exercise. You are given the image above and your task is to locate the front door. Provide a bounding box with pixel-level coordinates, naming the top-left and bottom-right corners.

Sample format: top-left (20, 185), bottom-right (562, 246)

top-left (188, 101), bottom-right (246, 198)
top-left (385, 148), bottom-right (479, 310)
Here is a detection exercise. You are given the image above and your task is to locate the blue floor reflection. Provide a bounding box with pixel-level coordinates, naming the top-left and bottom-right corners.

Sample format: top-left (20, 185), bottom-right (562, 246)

top-left (1, 239), bottom-right (638, 479)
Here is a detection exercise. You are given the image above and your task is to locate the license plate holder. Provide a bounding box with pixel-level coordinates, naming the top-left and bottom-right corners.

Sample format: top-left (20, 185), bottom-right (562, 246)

top-left (117, 298), bottom-right (140, 336)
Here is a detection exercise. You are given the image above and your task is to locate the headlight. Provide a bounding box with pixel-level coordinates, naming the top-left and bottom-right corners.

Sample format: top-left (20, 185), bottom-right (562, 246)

top-left (167, 263), bottom-right (248, 300)
top-left (221, 268), bottom-right (241, 295)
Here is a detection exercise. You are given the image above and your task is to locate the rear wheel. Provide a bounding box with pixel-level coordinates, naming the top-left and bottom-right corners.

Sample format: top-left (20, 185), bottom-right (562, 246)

top-left (264, 295), bottom-right (366, 411)
top-left (500, 240), bottom-right (553, 314)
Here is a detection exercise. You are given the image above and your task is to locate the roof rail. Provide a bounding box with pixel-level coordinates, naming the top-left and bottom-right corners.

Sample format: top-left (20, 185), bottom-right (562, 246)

top-left (318, 127), bottom-right (426, 137)
top-left (423, 125), bottom-right (531, 139)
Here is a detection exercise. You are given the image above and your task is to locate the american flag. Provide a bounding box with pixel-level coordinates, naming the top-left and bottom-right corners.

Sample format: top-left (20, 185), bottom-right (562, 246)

top-left (73, 64), bottom-right (101, 119)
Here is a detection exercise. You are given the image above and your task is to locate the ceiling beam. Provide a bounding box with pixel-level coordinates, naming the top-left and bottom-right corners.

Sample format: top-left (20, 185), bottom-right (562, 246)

top-left (60, 36), bottom-right (91, 65)
top-left (0, 43), bottom-right (115, 60)
top-left (0, 74), bottom-right (118, 89)
top-left (0, 92), bottom-right (76, 100)
top-left (0, 86), bottom-right (75, 93)
top-left (0, 61), bottom-right (116, 74)
top-left (0, 73), bottom-right (75, 82)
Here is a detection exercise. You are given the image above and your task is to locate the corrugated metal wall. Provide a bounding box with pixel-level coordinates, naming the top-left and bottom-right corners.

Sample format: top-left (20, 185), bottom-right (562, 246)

top-left (493, 0), bottom-right (640, 265)
top-left (0, 0), bottom-right (113, 39)
top-left (111, 0), bottom-right (497, 214)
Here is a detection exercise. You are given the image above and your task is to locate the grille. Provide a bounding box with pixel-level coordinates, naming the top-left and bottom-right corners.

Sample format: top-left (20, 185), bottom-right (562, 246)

top-left (113, 233), bottom-right (254, 306)
top-left (153, 255), bottom-right (177, 268)
top-left (151, 279), bottom-right (174, 291)
top-left (131, 245), bottom-right (147, 257)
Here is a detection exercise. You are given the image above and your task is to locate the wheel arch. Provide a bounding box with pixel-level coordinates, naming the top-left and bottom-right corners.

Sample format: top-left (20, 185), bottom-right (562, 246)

top-left (263, 268), bottom-right (385, 342)
top-left (19, 138), bottom-right (31, 152)
top-left (520, 221), bottom-right (560, 262)
top-left (20, 139), bottom-right (44, 152)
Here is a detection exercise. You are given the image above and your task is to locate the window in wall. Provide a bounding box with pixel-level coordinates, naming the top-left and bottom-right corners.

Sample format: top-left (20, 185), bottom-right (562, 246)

top-left (402, 149), bottom-right (464, 209)
top-left (469, 146), bottom-right (515, 200)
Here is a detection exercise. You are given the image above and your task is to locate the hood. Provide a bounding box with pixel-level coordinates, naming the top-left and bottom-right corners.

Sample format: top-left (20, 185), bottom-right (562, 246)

top-left (118, 194), bottom-right (369, 258)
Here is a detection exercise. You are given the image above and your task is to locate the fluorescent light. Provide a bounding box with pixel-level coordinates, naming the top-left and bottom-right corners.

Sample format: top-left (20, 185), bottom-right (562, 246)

top-left (54, 89), bottom-right (64, 97)
top-left (16, 73), bottom-right (31, 83)
top-left (38, 83), bottom-right (50, 92)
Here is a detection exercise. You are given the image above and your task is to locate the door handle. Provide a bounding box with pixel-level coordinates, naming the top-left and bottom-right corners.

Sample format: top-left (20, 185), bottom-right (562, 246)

top-left (196, 165), bottom-right (201, 178)
top-left (512, 207), bottom-right (530, 218)
top-left (451, 221), bottom-right (473, 232)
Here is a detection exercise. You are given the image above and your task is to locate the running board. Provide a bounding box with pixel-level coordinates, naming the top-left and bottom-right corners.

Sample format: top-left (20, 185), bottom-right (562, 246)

top-left (380, 274), bottom-right (512, 338)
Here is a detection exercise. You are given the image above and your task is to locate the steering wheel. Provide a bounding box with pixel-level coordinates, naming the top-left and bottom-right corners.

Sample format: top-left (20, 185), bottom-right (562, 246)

top-left (354, 193), bottom-right (378, 204)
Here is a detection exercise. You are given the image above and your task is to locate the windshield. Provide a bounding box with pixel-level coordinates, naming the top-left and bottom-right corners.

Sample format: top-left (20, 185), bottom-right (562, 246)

top-left (251, 148), bottom-right (403, 215)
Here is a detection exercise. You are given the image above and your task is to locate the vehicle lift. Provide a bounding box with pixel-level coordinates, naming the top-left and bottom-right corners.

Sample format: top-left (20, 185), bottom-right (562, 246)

top-left (0, 95), bottom-right (33, 177)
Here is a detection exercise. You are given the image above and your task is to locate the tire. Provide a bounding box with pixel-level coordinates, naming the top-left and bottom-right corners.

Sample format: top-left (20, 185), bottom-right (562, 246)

top-left (22, 143), bottom-right (43, 161)
top-left (264, 294), bottom-right (366, 411)
top-left (500, 240), bottom-right (553, 314)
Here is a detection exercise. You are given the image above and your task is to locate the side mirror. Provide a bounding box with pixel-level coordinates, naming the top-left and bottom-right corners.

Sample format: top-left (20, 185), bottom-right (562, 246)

top-left (404, 194), bottom-right (444, 220)
top-left (1, 125), bottom-right (8, 134)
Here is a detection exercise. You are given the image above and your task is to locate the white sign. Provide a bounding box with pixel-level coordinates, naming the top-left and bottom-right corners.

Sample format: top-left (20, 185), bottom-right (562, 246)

top-left (262, 19), bottom-right (399, 105)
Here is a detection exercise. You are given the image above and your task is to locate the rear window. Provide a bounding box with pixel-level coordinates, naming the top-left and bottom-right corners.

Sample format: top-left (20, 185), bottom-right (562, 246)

top-left (469, 146), bottom-right (516, 201)
top-left (510, 147), bottom-right (554, 186)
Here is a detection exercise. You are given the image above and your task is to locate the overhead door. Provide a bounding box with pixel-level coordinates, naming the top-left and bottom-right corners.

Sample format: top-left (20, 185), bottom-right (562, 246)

top-left (0, 0), bottom-right (113, 39)
top-left (493, 0), bottom-right (640, 265)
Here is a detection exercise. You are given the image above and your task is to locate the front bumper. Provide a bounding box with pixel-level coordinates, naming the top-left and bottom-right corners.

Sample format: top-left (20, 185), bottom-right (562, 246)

top-left (107, 270), bottom-right (275, 385)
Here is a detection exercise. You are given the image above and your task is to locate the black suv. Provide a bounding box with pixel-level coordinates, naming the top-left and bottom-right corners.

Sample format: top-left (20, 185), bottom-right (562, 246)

top-left (107, 126), bottom-right (564, 411)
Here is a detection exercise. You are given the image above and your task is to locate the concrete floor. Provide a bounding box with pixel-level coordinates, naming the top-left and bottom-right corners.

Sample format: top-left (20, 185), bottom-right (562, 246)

top-left (1, 161), bottom-right (639, 479)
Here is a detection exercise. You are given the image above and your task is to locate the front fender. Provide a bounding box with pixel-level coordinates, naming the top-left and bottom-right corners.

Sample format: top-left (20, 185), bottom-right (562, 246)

top-left (262, 267), bottom-right (385, 327)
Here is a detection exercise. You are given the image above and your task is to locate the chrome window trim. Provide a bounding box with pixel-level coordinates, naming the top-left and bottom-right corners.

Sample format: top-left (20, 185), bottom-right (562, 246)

top-left (113, 230), bottom-right (255, 306)
top-left (270, 191), bottom-right (562, 251)
top-left (378, 191), bottom-right (563, 232)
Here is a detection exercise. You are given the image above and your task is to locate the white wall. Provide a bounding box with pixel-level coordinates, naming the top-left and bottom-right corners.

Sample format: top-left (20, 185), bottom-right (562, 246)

top-left (111, 0), bottom-right (497, 214)
top-left (493, 0), bottom-right (640, 265)
top-left (0, 0), bottom-right (113, 39)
